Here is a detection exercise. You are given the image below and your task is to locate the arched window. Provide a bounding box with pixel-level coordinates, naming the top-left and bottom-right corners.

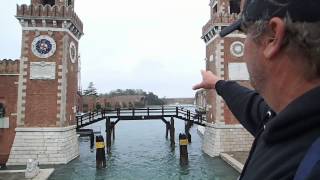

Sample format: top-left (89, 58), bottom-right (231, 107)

top-left (230, 0), bottom-right (241, 14)
top-left (0, 103), bottom-right (5, 118)
top-left (42, 0), bottom-right (55, 6)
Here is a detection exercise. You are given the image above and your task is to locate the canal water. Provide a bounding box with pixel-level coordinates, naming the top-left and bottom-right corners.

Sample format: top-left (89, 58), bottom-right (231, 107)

top-left (49, 118), bottom-right (239, 180)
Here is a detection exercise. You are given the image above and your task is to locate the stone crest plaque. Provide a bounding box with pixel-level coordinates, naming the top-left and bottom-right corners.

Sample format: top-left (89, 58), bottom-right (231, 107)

top-left (30, 62), bottom-right (56, 80)
top-left (228, 63), bottom-right (249, 80)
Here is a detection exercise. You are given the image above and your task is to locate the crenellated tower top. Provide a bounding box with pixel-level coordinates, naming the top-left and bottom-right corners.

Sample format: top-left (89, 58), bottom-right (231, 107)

top-left (31, 0), bottom-right (74, 8)
top-left (16, 0), bottom-right (83, 39)
top-left (202, 0), bottom-right (242, 43)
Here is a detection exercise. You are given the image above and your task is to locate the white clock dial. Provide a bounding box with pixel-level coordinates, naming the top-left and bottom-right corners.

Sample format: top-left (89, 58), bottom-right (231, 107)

top-left (69, 41), bottom-right (77, 63)
top-left (31, 35), bottom-right (56, 58)
top-left (230, 41), bottom-right (244, 57)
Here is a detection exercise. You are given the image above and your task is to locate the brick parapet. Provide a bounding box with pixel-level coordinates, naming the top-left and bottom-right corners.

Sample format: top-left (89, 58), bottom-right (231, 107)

top-left (0, 60), bottom-right (20, 74)
top-left (202, 13), bottom-right (239, 35)
top-left (16, 4), bottom-right (83, 39)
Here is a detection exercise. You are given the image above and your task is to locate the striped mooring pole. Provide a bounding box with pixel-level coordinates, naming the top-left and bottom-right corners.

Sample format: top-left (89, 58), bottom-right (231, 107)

top-left (96, 135), bottom-right (106, 168)
top-left (179, 133), bottom-right (189, 165)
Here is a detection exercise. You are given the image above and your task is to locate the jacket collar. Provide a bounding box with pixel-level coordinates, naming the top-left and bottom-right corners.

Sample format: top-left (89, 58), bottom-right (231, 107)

top-left (263, 86), bottom-right (320, 144)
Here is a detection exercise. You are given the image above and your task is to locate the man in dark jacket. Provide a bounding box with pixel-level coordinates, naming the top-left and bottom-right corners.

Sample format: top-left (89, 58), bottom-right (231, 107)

top-left (193, 0), bottom-right (320, 179)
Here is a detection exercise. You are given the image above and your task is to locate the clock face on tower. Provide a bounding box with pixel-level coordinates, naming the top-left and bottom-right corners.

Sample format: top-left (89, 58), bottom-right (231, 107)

top-left (230, 41), bottom-right (244, 57)
top-left (69, 41), bottom-right (77, 63)
top-left (31, 35), bottom-right (56, 58)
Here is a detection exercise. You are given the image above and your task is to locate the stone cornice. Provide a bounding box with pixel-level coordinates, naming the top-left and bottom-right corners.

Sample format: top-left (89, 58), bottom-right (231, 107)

top-left (15, 125), bottom-right (77, 132)
top-left (16, 4), bottom-right (83, 39)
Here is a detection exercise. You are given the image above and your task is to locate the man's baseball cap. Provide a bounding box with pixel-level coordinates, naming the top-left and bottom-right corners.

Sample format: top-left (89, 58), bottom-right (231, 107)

top-left (219, 0), bottom-right (320, 37)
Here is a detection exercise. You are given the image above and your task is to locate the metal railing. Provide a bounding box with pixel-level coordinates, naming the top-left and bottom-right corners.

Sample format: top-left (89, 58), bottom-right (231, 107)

top-left (76, 106), bottom-right (206, 129)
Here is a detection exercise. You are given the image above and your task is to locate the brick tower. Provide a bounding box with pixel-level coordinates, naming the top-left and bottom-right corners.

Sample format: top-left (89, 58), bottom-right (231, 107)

top-left (199, 0), bottom-right (254, 157)
top-left (7, 0), bottom-right (83, 165)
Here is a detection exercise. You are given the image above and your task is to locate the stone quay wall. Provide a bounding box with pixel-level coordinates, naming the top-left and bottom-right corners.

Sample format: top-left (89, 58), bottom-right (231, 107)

top-left (202, 122), bottom-right (254, 157)
top-left (7, 125), bottom-right (79, 165)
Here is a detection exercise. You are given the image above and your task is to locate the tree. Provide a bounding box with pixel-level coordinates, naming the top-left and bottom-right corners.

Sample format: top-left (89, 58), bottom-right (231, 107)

top-left (122, 102), bottom-right (128, 108)
top-left (96, 102), bottom-right (101, 109)
top-left (83, 82), bottom-right (98, 96)
top-left (145, 92), bottom-right (164, 106)
top-left (114, 102), bottom-right (121, 109)
top-left (128, 102), bottom-right (134, 108)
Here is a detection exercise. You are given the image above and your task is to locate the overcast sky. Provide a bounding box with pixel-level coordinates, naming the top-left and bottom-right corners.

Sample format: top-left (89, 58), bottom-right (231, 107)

top-left (0, 0), bottom-right (209, 98)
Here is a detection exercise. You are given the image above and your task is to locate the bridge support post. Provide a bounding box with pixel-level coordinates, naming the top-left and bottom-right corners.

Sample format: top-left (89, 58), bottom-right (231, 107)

top-left (96, 135), bottom-right (106, 168)
top-left (170, 117), bottom-right (175, 147)
top-left (179, 133), bottom-right (189, 166)
top-left (185, 121), bottom-right (193, 143)
top-left (90, 131), bottom-right (94, 150)
top-left (111, 122), bottom-right (115, 141)
top-left (165, 122), bottom-right (170, 139)
top-left (106, 118), bottom-right (112, 154)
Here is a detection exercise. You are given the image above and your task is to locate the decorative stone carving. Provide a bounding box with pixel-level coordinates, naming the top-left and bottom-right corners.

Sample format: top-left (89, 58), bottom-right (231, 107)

top-left (25, 159), bottom-right (40, 179)
top-left (228, 63), bottom-right (249, 80)
top-left (30, 62), bottom-right (56, 80)
top-left (0, 117), bottom-right (9, 128)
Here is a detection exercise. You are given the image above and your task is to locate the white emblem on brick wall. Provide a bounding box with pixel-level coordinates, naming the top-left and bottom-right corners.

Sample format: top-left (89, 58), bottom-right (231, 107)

top-left (30, 62), bottom-right (56, 80)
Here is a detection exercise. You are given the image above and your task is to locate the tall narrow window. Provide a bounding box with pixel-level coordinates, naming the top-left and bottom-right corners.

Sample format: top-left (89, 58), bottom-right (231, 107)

top-left (230, 0), bottom-right (241, 14)
top-left (0, 103), bottom-right (5, 118)
top-left (42, 0), bottom-right (55, 6)
top-left (213, 4), bottom-right (218, 14)
top-left (68, 0), bottom-right (72, 6)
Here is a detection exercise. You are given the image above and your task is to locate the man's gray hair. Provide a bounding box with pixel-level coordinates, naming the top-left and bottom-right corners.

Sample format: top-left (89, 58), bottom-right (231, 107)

top-left (242, 15), bottom-right (320, 80)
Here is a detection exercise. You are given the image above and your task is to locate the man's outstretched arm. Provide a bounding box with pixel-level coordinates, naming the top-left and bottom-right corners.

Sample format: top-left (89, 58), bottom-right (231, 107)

top-left (193, 70), bottom-right (273, 136)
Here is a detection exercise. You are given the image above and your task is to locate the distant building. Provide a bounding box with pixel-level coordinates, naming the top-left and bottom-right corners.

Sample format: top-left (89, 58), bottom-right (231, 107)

top-left (80, 95), bottom-right (146, 112)
top-left (105, 95), bottom-right (145, 108)
top-left (162, 98), bottom-right (194, 105)
top-left (195, 90), bottom-right (207, 109)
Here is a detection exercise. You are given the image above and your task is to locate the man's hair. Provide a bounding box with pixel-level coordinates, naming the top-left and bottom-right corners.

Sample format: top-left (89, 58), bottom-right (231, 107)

top-left (241, 15), bottom-right (320, 80)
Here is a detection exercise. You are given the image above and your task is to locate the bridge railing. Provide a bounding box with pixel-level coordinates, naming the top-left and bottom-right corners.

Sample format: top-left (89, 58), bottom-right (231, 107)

top-left (76, 106), bottom-right (207, 128)
top-left (176, 107), bottom-right (206, 123)
top-left (101, 106), bottom-right (178, 117)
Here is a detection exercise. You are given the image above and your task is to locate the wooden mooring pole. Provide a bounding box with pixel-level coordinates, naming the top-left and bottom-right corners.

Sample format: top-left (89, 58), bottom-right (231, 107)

top-left (170, 117), bottom-right (175, 147)
top-left (111, 122), bottom-right (115, 141)
top-left (185, 121), bottom-right (192, 143)
top-left (165, 122), bottom-right (170, 139)
top-left (90, 131), bottom-right (94, 149)
top-left (106, 118), bottom-right (112, 154)
top-left (179, 133), bottom-right (189, 165)
top-left (96, 135), bottom-right (106, 168)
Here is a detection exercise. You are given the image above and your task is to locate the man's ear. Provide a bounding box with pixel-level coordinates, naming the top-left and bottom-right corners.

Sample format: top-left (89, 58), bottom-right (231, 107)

top-left (263, 17), bottom-right (286, 59)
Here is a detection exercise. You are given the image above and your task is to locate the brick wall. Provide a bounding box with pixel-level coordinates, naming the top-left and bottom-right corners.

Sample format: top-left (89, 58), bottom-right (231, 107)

top-left (0, 74), bottom-right (19, 165)
top-left (65, 34), bottom-right (79, 126)
top-left (22, 31), bottom-right (62, 127)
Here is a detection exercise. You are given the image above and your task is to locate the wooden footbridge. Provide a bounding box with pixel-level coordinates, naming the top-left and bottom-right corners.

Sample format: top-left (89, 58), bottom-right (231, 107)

top-left (76, 106), bottom-right (206, 153)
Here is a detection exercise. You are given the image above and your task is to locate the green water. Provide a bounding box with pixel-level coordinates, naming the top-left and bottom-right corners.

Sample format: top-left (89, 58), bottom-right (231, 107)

top-left (48, 119), bottom-right (239, 180)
